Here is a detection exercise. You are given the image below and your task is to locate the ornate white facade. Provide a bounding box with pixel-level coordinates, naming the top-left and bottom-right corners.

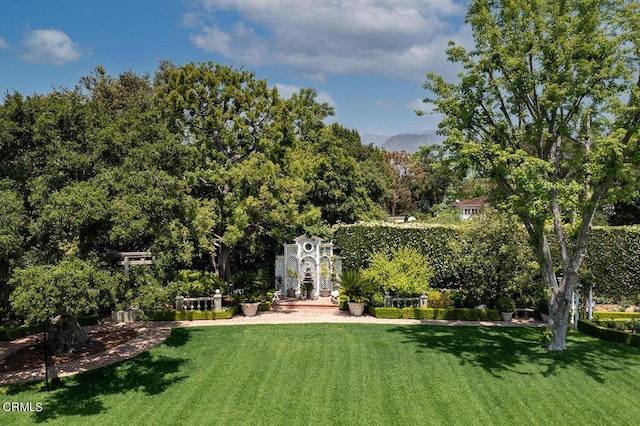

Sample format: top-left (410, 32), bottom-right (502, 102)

top-left (274, 235), bottom-right (342, 298)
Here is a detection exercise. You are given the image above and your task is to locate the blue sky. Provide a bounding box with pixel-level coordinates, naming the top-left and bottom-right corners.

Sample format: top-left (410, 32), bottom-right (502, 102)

top-left (0, 0), bottom-right (471, 137)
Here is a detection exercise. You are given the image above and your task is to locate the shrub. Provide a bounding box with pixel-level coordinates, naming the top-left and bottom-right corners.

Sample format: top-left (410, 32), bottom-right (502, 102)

top-left (146, 307), bottom-right (237, 321)
top-left (362, 247), bottom-right (432, 297)
top-left (366, 306), bottom-right (403, 319)
top-left (496, 297), bottom-right (516, 313)
top-left (578, 319), bottom-right (640, 346)
top-left (172, 269), bottom-right (225, 297)
top-left (338, 270), bottom-right (376, 303)
top-left (396, 307), bottom-right (500, 321)
top-left (592, 311), bottom-right (640, 320)
top-left (427, 290), bottom-right (454, 308)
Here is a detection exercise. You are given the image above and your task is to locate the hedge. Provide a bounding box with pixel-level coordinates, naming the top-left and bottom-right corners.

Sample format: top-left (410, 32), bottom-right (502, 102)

top-left (591, 311), bottom-right (640, 320)
top-left (582, 226), bottom-right (640, 301)
top-left (367, 306), bottom-right (500, 321)
top-left (146, 306), bottom-right (238, 321)
top-left (577, 319), bottom-right (640, 347)
top-left (334, 222), bottom-right (640, 303)
top-left (334, 222), bottom-right (462, 289)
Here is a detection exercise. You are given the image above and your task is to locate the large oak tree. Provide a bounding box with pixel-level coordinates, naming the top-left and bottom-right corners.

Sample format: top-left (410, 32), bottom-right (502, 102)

top-left (423, 0), bottom-right (640, 349)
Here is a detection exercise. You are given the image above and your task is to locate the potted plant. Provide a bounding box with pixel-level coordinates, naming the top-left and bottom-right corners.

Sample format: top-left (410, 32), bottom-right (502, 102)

top-left (319, 263), bottom-right (331, 297)
top-left (496, 296), bottom-right (516, 321)
top-left (285, 266), bottom-right (299, 298)
top-left (338, 270), bottom-right (376, 316)
top-left (232, 271), bottom-right (266, 317)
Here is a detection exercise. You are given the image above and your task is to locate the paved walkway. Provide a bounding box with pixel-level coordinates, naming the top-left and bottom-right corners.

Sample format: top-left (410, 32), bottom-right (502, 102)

top-left (0, 304), bottom-right (545, 386)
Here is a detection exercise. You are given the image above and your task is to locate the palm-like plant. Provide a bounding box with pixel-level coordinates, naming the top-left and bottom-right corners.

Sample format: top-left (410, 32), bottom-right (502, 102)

top-left (338, 270), bottom-right (376, 304)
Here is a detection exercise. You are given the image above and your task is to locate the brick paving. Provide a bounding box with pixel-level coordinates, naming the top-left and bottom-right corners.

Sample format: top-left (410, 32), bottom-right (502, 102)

top-left (0, 299), bottom-right (545, 386)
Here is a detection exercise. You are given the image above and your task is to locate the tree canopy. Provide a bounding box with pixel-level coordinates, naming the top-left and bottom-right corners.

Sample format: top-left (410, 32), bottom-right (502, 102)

top-left (423, 0), bottom-right (640, 349)
top-left (0, 62), bottom-right (391, 345)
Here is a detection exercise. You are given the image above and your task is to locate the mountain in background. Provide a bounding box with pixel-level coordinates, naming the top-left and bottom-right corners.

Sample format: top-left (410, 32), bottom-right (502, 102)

top-left (361, 131), bottom-right (445, 153)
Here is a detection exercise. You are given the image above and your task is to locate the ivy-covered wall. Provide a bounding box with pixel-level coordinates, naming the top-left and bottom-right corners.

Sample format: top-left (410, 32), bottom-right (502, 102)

top-left (333, 222), bottom-right (462, 289)
top-left (333, 222), bottom-right (640, 303)
top-left (582, 226), bottom-right (640, 301)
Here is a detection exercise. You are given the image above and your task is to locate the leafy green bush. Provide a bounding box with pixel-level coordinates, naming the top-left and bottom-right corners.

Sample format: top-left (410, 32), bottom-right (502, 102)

top-left (496, 297), bottom-right (516, 313)
top-left (362, 247), bottom-right (432, 297)
top-left (338, 270), bottom-right (376, 303)
top-left (427, 290), bottom-right (454, 308)
top-left (173, 269), bottom-right (225, 297)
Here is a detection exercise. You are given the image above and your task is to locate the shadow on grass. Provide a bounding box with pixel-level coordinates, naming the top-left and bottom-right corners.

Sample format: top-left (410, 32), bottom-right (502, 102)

top-left (16, 327), bottom-right (196, 423)
top-left (387, 325), bottom-right (640, 382)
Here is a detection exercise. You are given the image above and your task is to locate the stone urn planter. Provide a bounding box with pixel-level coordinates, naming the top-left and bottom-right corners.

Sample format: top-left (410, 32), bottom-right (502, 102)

top-left (240, 302), bottom-right (260, 317)
top-left (347, 302), bottom-right (365, 317)
top-left (500, 312), bottom-right (513, 322)
top-left (496, 297), bottom-right (515, 322)
top-left (320, 289), bottom-right (331, 298)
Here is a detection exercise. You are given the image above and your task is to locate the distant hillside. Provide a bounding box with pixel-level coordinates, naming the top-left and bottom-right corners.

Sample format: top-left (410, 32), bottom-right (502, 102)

top-left (361, 131), bottom-right (445, 153)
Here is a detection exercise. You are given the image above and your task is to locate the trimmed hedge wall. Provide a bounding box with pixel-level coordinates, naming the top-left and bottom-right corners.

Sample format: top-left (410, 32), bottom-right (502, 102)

top-left (147, 306), bottom-right (238, 321)
top-left (582, 226), bottom-right (640, 301)
top-left (592, 311), bottom-right (640, 320)
top-left (367, 306), bottom-right (500, 321)
top-left (334, 223), bottom-right (640, 302)
top-left (334, 223), bottom-right (462, 289)
top-left (577, 319), bottom-right (640, 347)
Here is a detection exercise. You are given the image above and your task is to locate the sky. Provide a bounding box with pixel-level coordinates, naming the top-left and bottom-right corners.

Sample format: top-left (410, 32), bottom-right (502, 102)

top-left (0, 0), bottom-right (472, 137)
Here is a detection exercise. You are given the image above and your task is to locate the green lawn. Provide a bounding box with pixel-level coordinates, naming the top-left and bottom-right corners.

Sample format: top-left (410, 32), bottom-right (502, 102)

top-left (2, 324), bottom-right (640, 425)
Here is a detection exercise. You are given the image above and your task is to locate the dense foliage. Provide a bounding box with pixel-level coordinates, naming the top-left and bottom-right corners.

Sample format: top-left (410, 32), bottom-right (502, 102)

top-left (0, 63), bottom-right (391, 346)
top-left (423, 0), bottom-right (640, 350)
top-left (362, 247), bottom-right (433, 297)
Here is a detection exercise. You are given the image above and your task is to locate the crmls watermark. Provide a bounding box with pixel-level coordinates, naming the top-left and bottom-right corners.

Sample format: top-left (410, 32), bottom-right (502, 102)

top-left (2, 402), bottom-right (43, 413)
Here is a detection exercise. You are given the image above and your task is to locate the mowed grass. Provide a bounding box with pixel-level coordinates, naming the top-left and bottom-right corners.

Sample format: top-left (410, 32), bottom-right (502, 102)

top-left (2, 324), bottom-right (640, 425)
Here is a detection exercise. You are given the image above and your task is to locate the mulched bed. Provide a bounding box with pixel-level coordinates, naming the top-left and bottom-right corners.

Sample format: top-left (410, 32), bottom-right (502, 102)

top-left (0, 326), bottom-right (138, 373)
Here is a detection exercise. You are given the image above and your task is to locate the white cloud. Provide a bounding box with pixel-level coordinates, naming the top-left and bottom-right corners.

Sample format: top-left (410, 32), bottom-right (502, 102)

top-left (22, 29), bottom-right (84, 65)
top-left (0, 38), bottom-right (9, 49)
top-left (274, 83), bottom-right (337, 110)
top-left (185, 0), bottom-right (470, 81)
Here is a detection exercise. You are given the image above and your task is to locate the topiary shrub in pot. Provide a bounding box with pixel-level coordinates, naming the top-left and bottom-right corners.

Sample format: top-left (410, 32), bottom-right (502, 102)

top-left (496, 296), bottom-right (516, 321)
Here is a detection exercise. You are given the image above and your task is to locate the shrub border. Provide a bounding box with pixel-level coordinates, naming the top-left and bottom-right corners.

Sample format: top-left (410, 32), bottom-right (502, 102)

top-left (577, 319), bottom-right (640, 346)
top-left (367, 306), bottom-right (500, 321)
top-left (592, 311), bottom-right (640, 320)
top-left (147, 306), bottom-right (238, 321)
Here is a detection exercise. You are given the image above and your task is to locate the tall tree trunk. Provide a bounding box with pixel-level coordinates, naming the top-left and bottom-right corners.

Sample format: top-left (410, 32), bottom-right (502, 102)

top-left (218, 242), bottom-right (232, 282)
top-left (48, 317), bottom-right (92, 354)
top-left (536, 229), bottom-right (575, 351)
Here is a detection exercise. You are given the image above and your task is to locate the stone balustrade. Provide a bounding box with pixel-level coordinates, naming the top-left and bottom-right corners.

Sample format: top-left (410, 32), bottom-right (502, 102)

top-left (384, 290), bottom-right (428, 308)
top-left (176, 289), bottom-right (223, 312)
